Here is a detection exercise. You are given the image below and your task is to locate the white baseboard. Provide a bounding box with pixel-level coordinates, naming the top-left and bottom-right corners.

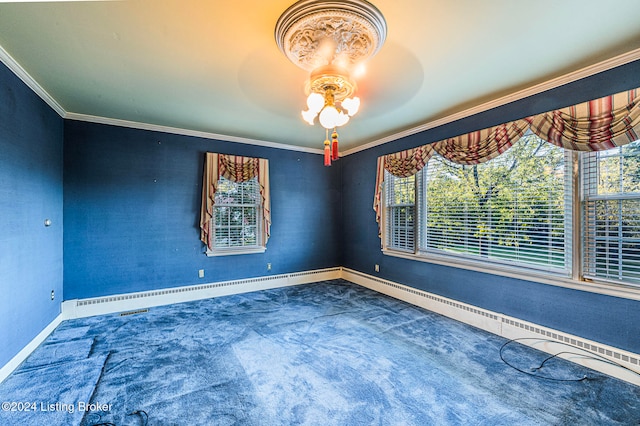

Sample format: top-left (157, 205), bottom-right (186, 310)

top-left (62, 267), bottom-right (342, 320)
top-left (0, 268), bottom-right (341, 384)
top-left (0, 313), bottom-right (64, 384)
top-left (2, 266), bottom-right (639, 387)
top-left (342, 268), bottom-right (640, 386)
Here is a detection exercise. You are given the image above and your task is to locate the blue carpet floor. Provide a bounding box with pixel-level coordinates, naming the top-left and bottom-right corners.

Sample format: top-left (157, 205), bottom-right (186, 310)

top-left (1, 279), bottom-right (639, 425)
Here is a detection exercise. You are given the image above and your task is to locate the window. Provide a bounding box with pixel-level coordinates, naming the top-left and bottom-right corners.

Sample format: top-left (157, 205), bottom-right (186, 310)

top-left (382, 136), bottom-right (640, 288)
top-left (212, 176), bottom-right (263, 254)
top-left (582, 140), bottom-right (640, 285)
top-left (384, 134), bottom-right (572, 274)
top-left (200, 153), bottom-right (270, 256)
top-left (384, 173), bottom-right (416, 252)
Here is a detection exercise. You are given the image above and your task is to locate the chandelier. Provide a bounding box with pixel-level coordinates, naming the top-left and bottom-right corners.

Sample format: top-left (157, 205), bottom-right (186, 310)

top-left (275, 0), bottom-right (387, 166)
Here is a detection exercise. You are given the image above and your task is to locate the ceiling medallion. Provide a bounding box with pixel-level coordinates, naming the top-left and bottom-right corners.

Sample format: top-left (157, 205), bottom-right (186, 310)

top-left (275, 0), bottom-right (387, 166)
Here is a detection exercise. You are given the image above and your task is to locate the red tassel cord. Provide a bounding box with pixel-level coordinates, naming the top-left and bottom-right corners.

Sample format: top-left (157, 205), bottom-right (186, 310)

top-left (331, 129), bottom-right (339, 161)
top-left (324, 138), bottom-right (331, 166)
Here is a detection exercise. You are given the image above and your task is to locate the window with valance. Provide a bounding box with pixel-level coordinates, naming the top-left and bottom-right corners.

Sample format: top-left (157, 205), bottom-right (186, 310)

top-left (200, 153), bottom-right (270, 256)
top-left (375, 87), bottom-right (640, 287)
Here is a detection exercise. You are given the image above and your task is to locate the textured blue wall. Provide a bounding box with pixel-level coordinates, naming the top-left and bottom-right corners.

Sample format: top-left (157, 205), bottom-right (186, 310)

top-left (63, 121), bottom-right (342, 300)
top-left (341, 60), bottom-right (640, 354)
top-left (0, 62), bottom-right (64, 368)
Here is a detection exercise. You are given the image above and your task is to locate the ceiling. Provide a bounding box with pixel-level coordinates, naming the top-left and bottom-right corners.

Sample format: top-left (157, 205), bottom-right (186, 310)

top-left (1, 0), bottom-right (640, 154)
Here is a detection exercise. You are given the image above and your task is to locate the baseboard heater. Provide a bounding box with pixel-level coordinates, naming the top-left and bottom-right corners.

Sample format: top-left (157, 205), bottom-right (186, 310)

top-left (342, 268), bottom-right (640, 387)
top-left (5, 266), bottom-right (637, 388)
top-left (62, 267), bottom-right (342, 319)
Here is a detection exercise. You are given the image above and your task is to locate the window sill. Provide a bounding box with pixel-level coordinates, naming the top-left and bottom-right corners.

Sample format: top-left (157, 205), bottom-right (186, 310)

top-left (382, 248), bottom-right (640, 302)
top-left (206, 246), bottom-right (266, 257)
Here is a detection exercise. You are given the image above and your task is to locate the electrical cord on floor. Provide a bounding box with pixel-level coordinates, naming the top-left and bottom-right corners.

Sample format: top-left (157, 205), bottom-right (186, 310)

top-left (500, 338), bottom-right (640, 382)
top-left (127, 409), bottom-right (149, 426)
top-left (89, 409), bottom-right (148, 426)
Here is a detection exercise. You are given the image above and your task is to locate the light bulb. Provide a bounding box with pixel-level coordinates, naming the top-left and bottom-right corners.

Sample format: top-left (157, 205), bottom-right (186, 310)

top-left (353, 63), bottom-right (366, 79)
top-left (342, 97), bottom-right (360, 116)
top-left (306, 92), bottom-right (324, 113)
top-left (335, 111), bottom-right (350, 127)
top-left (319, 105), bottom-right (339, 129)
top-left (301, 109), bottom-right (317, 125)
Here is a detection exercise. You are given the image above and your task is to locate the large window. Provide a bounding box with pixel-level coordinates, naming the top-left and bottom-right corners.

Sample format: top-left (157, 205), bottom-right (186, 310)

top-left (385, 134), bottom-right (572, 273)
top-left (384, 173), bottom-right (416, 252)
top-left (199, 153), bottom-right (270, 256)
top-left (582, 141), bottom-right (640, 284)
top-left (383, 137), bottom-right (640, 288)
top-left (213, 176), bottom-right (262, 252)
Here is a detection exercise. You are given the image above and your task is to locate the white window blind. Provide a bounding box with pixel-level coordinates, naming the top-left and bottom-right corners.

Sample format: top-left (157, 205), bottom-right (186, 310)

top-left (582, 140), bottom-right (640, 285)
top-left (384, 171), bottom-right (417, 252)
top-left (419, 135), bottom-right (572, 273)
top-left (213, 176), bottom-right (261, 250)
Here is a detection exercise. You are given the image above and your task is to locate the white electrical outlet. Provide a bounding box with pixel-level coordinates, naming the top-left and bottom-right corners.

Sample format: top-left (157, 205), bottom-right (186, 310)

top-left (50, 290), bottom-right (55, 300)
top-left (198, 269), bottom-right (205, 278)
top-left (374, 264), bottom-right (380, 272)
top-left (267, 263), bottom-right (272, 271)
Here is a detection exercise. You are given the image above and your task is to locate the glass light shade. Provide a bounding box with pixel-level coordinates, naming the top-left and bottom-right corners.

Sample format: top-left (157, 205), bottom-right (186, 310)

top-left (301, 109), bottom-right (317, 125)
top-left (342, 97), bottom-right (360, 116)
top-left (335, 111), bottom-right (350, 127)
top-left (319, 105), bottom-right (340, 129)
top-left (306, 92), bottom-right (325, 113)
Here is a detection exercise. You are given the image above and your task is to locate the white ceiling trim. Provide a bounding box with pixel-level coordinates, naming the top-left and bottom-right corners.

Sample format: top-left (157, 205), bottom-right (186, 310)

top-left (343, 47), bottom-right (640, 157)
top-left (2, 42), bottom-right (640, 158)
top-left (64, 112), bottom-right (325, 155)
top-left (0, 43), bottom-right (324, 155)
top-left (0, 44), bottom-right (65, 117)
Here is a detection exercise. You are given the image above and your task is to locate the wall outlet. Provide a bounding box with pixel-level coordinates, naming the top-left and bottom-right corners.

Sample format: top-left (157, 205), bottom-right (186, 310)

top-left (374, 264), bottom-right (380, 272)
top-left (198, 269), bottom-right (205, 278)
top-left (267, 263), bottom-right (272, 271)
top-left (50, 290), bottom-right (55, 300)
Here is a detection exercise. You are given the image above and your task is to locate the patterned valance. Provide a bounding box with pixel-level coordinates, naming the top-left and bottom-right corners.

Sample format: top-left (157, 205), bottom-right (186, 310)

top-left (433, 119), bottom-right (531, 164)
top-left (200, 153), bottom-right (271, 250)
top-left (373, 86), bottom-right (640, 240)
top-left (528, 88), bottom-right (640, 151)
top-left (373, 145), bottom-right (434, 231)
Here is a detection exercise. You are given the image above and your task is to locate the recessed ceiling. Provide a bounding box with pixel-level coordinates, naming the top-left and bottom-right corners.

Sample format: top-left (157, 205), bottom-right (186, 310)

top-left (1, 0), bottom-right (640, 153)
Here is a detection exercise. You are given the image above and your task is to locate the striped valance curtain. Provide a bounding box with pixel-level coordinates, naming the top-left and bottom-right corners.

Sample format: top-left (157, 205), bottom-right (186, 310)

top-left (433, 119), bottom-right (531, 164)
top-left (200, 153), bottom-right (271, 250)
top-left (373, 145), bottom-right (434, 230)
top-left (529, 88), bottom-right (640, 151)
top-left (373, 87), bottom-right (640, 236)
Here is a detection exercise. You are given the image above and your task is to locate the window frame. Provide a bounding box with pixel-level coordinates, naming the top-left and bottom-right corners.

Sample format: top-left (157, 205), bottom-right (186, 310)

top-left (580, 144), bottom-right (640, 285)
top-left (380, 140), bottom-right (640, 301)
top-left (383, 171), bottom-right (417, 254)
top-left (206, 176), bottom-right (266, 257)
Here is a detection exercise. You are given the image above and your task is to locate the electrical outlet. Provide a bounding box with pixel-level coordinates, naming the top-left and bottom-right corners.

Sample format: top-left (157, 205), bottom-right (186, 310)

top-left (198, 269), bottom-right (205, 278)
top-left (50, 290), bottom-right (55, 301)
top-left (267, 263), bottom-right (272, 271)
top-left (374, 264), bottom-right (380, 272)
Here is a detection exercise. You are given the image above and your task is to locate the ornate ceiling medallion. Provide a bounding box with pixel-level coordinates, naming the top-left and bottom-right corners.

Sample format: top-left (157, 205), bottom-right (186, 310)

top-left (275, 0), bottom-right (387, 166)
top-left (275, 0), bottom-right (387, 72)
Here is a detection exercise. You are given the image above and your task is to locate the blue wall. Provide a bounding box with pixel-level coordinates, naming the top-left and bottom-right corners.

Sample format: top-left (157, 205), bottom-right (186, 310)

top-left (340, 60), bottom-right (640, 354)
top-left (63, 121), bottom-right (342, 300)
top-left (0, 62), bottom-right (64, 368)
top-left (3, 52), bottom-right (640, 374)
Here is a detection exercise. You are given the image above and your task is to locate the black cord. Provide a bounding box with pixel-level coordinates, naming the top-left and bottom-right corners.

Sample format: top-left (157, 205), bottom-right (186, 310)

top-left (89, 409), bottom-right (148, 426)
top-left (127, 409), bottom-right (149, 426)
top-left (87, 412), bottom-right (116, 426)
top-left (499, 338), bottom-right (640, 382)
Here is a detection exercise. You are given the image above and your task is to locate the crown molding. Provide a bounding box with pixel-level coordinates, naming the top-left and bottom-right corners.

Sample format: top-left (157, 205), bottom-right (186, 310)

top-left (0, 44), bottom-right (65, 117)
top-left (3, 38), bottom-right (639, 158)
top-left (64, 112), bottom-right (325, 155)
top-left (0, 43), bottom-right (322, 155)
top-left (342, 47), bottom-right (640, 157)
